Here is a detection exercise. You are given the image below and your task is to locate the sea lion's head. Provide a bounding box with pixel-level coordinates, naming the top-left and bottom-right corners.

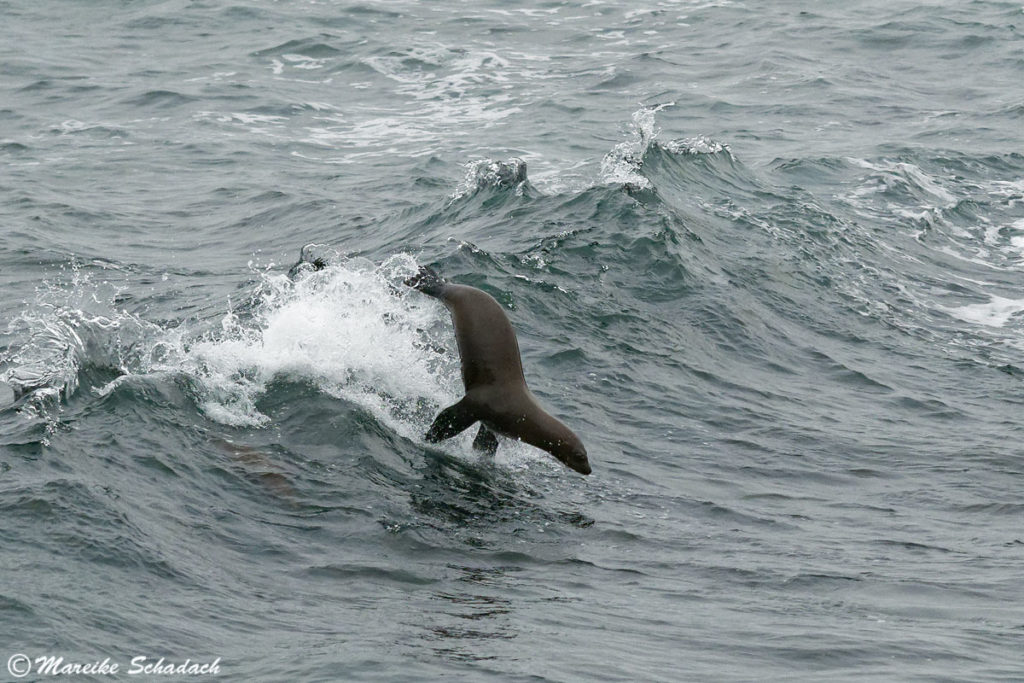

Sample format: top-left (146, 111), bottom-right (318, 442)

top-left (550, 435), bottom-right (591, 475)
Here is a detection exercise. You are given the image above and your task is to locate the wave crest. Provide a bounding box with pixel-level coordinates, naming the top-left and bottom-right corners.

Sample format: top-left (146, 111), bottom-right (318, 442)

top-left (451, 157), bottom-right (529, 199)
top-left (600, 105), bottom-right (730, 191)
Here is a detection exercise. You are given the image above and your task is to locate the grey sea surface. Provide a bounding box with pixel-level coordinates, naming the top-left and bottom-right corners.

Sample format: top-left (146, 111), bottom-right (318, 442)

top-left (2, 0), bottom-right (1024, 680)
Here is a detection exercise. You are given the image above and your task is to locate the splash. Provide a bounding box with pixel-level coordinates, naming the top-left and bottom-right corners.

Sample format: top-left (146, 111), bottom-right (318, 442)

top-left (0, 262), bottom-right (160, 438)
top-left (600, 103), bottom-right (674, 189)
top-left (1, 256), bottom-right (454, 433)
top-left (161, 254), bottom-right (459, 431)
top-left (451, 157), bottom-right (529, 200)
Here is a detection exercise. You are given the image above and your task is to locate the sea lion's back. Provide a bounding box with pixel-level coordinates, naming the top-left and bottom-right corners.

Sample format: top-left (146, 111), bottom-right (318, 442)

top-left (443, 285), bottom-right (525, 390)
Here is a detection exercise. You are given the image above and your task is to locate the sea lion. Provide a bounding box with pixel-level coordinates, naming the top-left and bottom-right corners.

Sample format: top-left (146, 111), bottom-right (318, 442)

top-left (405, 266), bottom-right (590, 475)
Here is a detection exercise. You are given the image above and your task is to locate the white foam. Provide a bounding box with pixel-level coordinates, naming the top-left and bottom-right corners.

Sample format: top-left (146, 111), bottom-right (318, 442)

top-left (846, 158), bottom-right (958, 208)
top-left (663, 135), bottom-right (728, 155)
top-left (988, 178), bottom-right (1024, 201)
top-left (281, 53), bottom-right (328, 70)
top-left (193, 111), bottom-right (290, 139)
top-left (251, 45), bottom-right (535, 160)
top-left (944, 295), bottom-right (1024, 328)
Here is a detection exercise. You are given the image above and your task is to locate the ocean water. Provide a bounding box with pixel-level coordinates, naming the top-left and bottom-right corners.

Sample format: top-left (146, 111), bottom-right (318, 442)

top-left (2, 0), bottom-right (1024, 680)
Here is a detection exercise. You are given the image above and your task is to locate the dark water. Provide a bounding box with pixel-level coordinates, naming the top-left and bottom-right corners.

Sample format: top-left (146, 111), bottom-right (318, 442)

top-left (3, 1), bottom-right (1024, 680)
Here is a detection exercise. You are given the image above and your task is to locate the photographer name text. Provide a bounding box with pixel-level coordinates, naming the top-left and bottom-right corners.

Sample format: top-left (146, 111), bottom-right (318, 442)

top-left (7, 653), bottom-right (221, 678)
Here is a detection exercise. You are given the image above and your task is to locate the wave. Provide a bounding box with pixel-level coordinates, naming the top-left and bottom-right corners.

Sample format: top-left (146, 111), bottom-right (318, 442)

top-left (591, 109), bottom-right (1024, 360)
top-left (5, 105), bottom-right (1023, 463)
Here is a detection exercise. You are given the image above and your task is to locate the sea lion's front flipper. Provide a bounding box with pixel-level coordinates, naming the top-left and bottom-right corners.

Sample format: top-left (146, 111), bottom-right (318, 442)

top-left (472, 424), bottom-right (498, 455)
top-left (404, 266), bottom-right (446, 298)
top-left (287, 243), bottom-right (330, 278)
top-left (425, 397), bottom-right (478, 443)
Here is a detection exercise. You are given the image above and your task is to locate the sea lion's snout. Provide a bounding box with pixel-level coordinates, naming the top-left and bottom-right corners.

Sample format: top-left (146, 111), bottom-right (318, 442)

top-left (572, 455), bottom-right (592, 476)
top-left (554, 441), bottom-right (591, 476)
